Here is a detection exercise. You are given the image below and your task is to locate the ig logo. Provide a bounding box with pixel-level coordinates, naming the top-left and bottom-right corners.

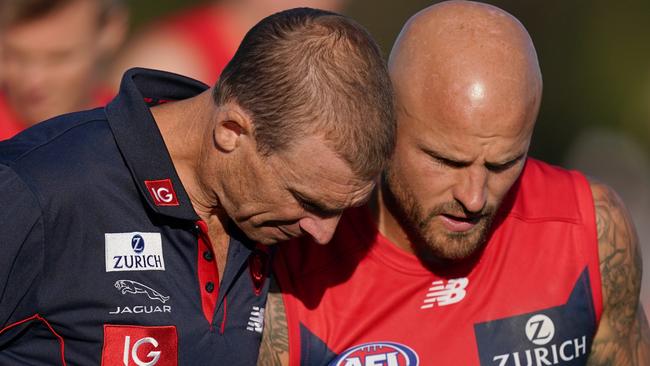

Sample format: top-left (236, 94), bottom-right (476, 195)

top-left (131, 234), bottom-right (145, 254)
top-left (144, 179), bottom-right (179, 206)
top-left (123, 336), bottom-right (161, 366)
top-left (151, 187), bottom-right (173, 203)
top-left (525, 314), bottom-right (555, 345)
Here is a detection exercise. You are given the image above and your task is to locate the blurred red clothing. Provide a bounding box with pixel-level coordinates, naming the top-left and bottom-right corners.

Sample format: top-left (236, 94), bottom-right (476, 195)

top-left (0, 93), bottom-right (25, 141)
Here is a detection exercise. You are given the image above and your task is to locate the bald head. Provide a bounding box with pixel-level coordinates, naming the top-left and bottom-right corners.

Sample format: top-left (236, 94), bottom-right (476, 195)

top-left (389, 0), bottom-right (542, 136)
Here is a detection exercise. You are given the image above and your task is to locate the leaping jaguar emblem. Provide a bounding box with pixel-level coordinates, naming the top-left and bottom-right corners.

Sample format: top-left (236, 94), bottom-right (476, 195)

top-left (114, 280), bottom-right (170, 303)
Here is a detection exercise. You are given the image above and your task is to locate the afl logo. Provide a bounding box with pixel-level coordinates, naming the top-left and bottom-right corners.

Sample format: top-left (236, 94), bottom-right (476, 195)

top-left (330, 342), bottom-right (419, 366)
top-left (131, 234), bottom-right (145, 254)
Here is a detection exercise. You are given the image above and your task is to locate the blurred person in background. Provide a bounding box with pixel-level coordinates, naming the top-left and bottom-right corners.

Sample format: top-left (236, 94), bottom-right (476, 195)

top-left (109, 0), bottom-right (345, 86)
top-left (0, 42), bottom-right (3, 83)
top-left (0, 0), bottom-right (128, 140)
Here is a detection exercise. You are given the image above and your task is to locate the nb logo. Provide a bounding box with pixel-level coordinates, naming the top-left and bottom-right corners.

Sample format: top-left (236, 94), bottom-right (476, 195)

top-left (420, 278), bottom-right (468, 309)
top-left (131, 235), bottom-right (145, 254)
top-left (246, 306), bottom-right (264, 333)
top-left (525, 314), bottom-right (555, 345)
top-left (123, 336), bottom-right (161, 366)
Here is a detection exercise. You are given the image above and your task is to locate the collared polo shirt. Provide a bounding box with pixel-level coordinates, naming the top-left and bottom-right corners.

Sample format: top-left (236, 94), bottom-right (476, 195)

top-left (0, 68), bottom-right (271, 365)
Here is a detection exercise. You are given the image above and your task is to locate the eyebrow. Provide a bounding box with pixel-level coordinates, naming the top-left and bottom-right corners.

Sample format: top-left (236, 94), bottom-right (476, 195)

top-left (288, 188), bottom-right (346, 217)
top-left (422, 148), bottom-right (472, 167)
top-left (423, 147), bottom-right (525, 169)
top-left (485, 153), bottom-right (526, 170)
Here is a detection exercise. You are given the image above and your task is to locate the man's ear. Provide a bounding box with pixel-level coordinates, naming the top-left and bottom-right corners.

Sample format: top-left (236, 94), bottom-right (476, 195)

top-left (213, 103), bottom-right (254, 153)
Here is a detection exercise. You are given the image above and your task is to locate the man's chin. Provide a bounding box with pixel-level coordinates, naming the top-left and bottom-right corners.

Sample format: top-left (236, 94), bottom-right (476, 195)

top-left (245, 229), bottom-right (296, 245)
top-left (245, 232), bottom-right (278, 245)
top-left (412, 225), bottom-right (490, 265)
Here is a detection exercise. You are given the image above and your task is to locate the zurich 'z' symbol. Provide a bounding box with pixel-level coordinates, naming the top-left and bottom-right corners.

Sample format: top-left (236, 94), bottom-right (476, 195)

top-left (131, 234), bottom-right (145, 254)
top-left (526, 314), bottom-right (555, 345)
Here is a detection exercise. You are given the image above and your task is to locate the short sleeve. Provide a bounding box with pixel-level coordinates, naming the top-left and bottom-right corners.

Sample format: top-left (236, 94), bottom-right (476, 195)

top-left (0, 164), bottom-right (44, 327)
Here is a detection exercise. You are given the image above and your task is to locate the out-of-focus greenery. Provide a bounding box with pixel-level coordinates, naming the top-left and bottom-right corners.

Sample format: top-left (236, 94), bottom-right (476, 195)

top-left (128, 0), bottom-right (650, 164)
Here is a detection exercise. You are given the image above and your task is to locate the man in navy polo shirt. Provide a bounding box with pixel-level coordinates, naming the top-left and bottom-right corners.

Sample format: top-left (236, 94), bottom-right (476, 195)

top-left (0, 8), bottom-right (395, 365)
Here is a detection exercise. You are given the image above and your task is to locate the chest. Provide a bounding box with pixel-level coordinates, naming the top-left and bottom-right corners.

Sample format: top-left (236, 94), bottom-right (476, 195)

top-left (6, 205), bottom-right (270, 365)
top-left (298, 220), bottom-right (600, 366)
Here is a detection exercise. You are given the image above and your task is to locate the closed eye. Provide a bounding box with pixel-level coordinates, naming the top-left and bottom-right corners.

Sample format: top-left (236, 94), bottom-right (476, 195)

top-left (290, 189), bottom-right (344, 218)
top-left (436, 156), bottom-right (470, 169)
top-left (485, 155), bottom-right (524, 173)
top-left (423, 148), bottom-right (471, 169)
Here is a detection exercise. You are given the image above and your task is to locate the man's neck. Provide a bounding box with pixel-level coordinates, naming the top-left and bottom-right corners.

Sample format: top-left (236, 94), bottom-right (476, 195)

top-left (151, 90), bottom-right (231, 266)
top-left (374, 187), bottom-right (415, 254)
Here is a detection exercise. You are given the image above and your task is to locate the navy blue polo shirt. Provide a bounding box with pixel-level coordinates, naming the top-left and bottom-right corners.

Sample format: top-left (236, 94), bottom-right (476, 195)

top-left (0, 68), bottom-right (271, 365)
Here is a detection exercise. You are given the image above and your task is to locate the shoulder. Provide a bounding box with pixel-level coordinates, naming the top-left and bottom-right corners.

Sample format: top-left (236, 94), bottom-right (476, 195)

top-left (590, 180), bottom-right (640, 329)
top-left (0, 110), bottom-right (118, 205)
top-left (589, 179), bottom-right (640, 278)
top-left (587, 179), bottom-right (650, 365)
top-left (0, 109), bottom-right (110, 169)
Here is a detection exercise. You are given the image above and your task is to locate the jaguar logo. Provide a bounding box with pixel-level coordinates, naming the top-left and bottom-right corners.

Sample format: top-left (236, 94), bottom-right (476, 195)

top-left (114, 280), bottom-right (170, 303)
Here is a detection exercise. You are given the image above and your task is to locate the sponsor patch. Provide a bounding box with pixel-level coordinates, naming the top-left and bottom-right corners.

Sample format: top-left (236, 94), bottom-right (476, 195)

top-left (101, 325), bottom-right (177, 366)
top-left (109, 280), bottom-right (172, 316)
top-left (474, 268), bottom-right (596, 365)
top-left (330, 342), bottom-right (419, 366)
top-left (105, 233), bottom-right (165, 272)
top-left (144, 179), bottom-right (179, 206)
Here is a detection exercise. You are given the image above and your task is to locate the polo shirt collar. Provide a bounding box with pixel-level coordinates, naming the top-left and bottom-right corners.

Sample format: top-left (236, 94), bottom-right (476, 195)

top-left (105, 68), bottom-right (208, 221)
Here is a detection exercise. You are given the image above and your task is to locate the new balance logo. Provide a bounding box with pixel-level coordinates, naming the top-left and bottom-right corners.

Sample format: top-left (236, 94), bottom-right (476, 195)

top-left (246, 306), bottom-right (264, 333)
top-left (421, 277), bottom-right (469, 309)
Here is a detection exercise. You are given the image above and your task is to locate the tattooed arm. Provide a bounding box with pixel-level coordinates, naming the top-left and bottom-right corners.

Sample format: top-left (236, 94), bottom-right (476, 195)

top-left (588, 181), bottom-right (650, 365)
top-left (258, 276), bottom-right (290, 366)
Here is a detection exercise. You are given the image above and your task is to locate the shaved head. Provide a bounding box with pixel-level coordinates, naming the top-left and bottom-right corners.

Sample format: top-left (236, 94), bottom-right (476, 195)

top-left (389, 0), bottom-right (542, 136)
top-left (381, 1), bottom-right (543, 264)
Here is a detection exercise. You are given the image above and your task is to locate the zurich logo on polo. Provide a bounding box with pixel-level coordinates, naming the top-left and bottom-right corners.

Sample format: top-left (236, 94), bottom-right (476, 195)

top-left (105, 232), bottom-right (166, 272)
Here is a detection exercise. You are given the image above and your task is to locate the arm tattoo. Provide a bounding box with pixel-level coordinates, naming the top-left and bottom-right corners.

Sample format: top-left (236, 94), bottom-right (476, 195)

top-left (587, 182), bottom-right (650, 365)
top-left (257, 276), bottom-right (289, 366)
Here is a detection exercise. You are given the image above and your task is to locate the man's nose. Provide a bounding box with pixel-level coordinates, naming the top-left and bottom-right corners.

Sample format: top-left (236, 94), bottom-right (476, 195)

top-left (298, 214), bottom-right (342, 245)
top-left (452, 166), bottom-right (488, 213)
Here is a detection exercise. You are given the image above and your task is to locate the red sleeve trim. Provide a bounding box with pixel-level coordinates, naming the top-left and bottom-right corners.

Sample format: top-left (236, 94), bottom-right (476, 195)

top-left (0, 313), bottom-right (67, 365)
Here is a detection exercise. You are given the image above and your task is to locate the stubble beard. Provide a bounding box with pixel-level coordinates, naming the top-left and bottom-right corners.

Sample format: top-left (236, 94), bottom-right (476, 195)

top-left (382, 171), bottom-right (496, 265)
